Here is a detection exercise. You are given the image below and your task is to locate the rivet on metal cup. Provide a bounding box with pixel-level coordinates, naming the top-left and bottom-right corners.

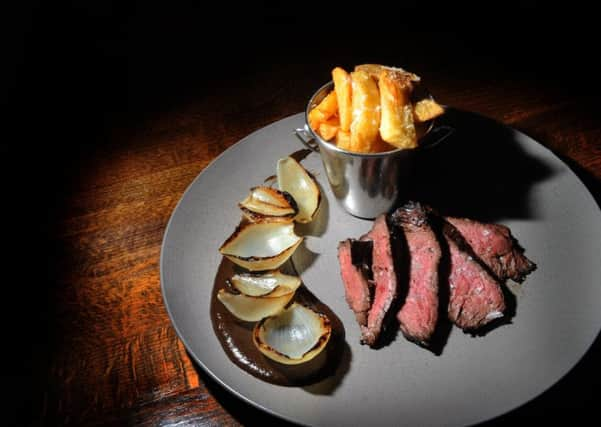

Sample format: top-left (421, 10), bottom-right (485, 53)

top-left (296, 81), bottom-right (453, 220)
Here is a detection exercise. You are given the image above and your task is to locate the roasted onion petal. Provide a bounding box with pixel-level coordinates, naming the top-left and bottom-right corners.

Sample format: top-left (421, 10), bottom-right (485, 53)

top-left (253, 303), bottom-right (332, 365)
top-left (240, 207), bottom-right (295, 224)
top-left (231, 271), bottom-right (302, 297)
top-left (276, 157), bottom-right (321, 224)
top-left (217, 289), bottom-right (295, 322)
top-left (239, 186), bottom-right (298, 221)
top-left (219, 222), bottom-right (303, 271)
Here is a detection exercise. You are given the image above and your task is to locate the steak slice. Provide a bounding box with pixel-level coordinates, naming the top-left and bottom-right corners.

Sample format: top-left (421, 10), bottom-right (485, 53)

top-left (337, 239), bottom-right (373, 327)
top-left (360, 215), bottom-right (397, 346)
top-left (446, 217), bottom-right (536, 283)
top-left (390, 202), bottom-right (441, 344)
top-left (441, 219), bottom-right (506, 330)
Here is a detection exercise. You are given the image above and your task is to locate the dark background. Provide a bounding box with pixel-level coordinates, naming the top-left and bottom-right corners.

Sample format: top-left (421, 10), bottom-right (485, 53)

top-left (3, 1), bottom-right (600, 425)
top-left (6, 2), bottom-right (600, 196)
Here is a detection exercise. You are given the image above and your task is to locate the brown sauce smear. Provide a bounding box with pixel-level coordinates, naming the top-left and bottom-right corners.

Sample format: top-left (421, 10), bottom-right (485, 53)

top-left (210, 258), bottom-right (345, 386)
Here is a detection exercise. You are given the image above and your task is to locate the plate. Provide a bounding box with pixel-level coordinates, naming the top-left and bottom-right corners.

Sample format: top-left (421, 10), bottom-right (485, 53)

top-left (160, 110), bottom-right (601, 426)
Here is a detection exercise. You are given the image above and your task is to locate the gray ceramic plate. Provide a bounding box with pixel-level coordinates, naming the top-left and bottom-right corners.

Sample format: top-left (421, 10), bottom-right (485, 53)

top-left (161, 111), bottom-right (601, 426)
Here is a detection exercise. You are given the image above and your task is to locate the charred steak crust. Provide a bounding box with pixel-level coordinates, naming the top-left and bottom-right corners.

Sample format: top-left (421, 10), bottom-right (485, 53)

top-left (390, 203), bottom-right (441, 344)
top-left (351, 239), bottom-right (374, 282)
top-left (445, 217), bottom-right (536, 283)
top-left (360, 215), bottom-right (398, 346)
top-left (337, 240), bottom-right (372, 327)
top-left (437, 218), bottom-right (506, 330)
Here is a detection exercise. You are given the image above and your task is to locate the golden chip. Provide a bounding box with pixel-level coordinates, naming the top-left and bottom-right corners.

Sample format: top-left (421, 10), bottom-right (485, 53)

top-left (350, 70), bottom-right (381, 153)
top-left (379, 70), bottom-right (417, 149)
top-left (332, 67), bottom-right (353, 132)
top-left (413, 98), bottom-right (445, 123)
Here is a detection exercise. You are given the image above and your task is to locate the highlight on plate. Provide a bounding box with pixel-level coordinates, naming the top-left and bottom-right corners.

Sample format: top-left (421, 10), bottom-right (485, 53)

top-left (217, 156), bottom-right (330, 365)
top-left (309, 64), bottom-right (445, 154)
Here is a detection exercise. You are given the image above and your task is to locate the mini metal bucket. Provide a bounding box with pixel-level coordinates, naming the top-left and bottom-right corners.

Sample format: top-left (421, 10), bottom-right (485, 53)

top-left (295, 81), bottom-right (453, 219)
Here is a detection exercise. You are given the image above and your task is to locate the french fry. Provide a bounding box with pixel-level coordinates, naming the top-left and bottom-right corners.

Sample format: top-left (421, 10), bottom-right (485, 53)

top-left (413, 98), bottom-right (445, 123)
top-left (332, 67), bottom-right (353, 132)
top-left (355, 64), bottom-right (421, 83)
top-left (308, 108), bottom-right (327, 131)
top-left (350, 70), bottom-right (381, 153)
top-left (372, 136), bottom-right (395, 153)
top-left (308, 90), bottom-right (338, 131)
top-left (335, 129), bottom-right (352, 151)
top-left (317, 90), bottom-right (338, 116)
top-left (354, 64), bottom-right (385, 80)
top-left (319, 117), bottom-right (340, 141)
top-left (324, 116), bottom-right (340, 126)
top-left (310, 64), bottom-right (438, 153)
top-left (319, 123), bottom-right (338, 141)
top-left (379, 70), bottom-right (417, 149)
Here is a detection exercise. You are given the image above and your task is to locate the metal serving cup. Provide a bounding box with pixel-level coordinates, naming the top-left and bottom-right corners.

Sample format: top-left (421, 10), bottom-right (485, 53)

top-left (295, 81), bottom-right (453, 219)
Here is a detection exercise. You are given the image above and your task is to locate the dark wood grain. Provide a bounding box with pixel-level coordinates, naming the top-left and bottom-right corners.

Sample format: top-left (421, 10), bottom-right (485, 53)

top-left (7, 4), bottom-right (601, 426)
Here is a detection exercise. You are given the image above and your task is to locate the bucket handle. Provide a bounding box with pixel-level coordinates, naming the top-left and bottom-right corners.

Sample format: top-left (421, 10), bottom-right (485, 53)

top-left (294, 125), bottom-right (320, 152)
top-left (420, 125), bottom-right (455, 150)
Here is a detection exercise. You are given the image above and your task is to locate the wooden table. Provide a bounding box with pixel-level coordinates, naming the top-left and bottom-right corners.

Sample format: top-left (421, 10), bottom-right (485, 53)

top-left (11, 5), bottom-right (601, 426)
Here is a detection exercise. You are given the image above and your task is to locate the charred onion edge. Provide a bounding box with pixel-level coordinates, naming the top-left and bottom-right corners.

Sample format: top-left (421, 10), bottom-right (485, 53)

top-left (217, 288), bottom-right (296, 322)
top-left (252, 307), bottom-right (332, 364)
top-left (218, 221), bottom-right (303, 258)
top-left (239, 206), bottom-right (296, 223)
top-left (221, 244), bottom-right (302, 271)
top-left (219, 221), bottom-right (250, 252)
top-left (306, 169), bottom-right (322, 221)
top-left (277, 157), bottom-right (322, 224)
top-left (230, 275), bottom-right (278, 297)
top-left (273, 189), bottom-right (299, 214)
top-left (220, 241), bottom-right (303, 263)
top-left (239, 187), bottom-right (299, 218)
top-left (230, 270), bottom-right (302, 297)
top-left (218, 221), bottom-right (304, 272)
top-left (223, 244), bottom-right (304, 264)
top-left (294, 167), bottom-right (322, 224)
top-left (218, 287), bottom-right (295, 301)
